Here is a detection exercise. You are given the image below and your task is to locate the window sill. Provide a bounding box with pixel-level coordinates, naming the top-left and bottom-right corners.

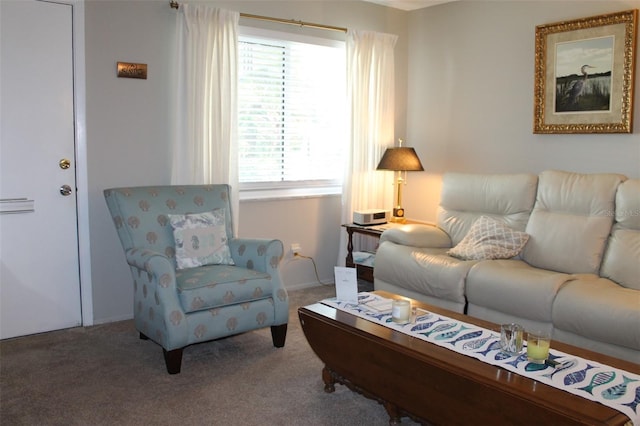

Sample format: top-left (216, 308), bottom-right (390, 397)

top-left (239, 185), bottom-right (342, 202)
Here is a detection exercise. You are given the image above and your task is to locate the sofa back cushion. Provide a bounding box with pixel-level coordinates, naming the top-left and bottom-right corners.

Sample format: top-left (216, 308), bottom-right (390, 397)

top-left (522, 170), bottom-right (625, 274)
top-left (600, 179), bottom-right (640, 290)
top-left (436, 173), bottom-right (538, 245)
top-left (104, 185), bottom-right (234, 262)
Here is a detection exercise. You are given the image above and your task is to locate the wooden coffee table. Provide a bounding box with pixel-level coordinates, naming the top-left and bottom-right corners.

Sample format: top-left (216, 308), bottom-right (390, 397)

top-left (298, 291), bottom-right (639, 425)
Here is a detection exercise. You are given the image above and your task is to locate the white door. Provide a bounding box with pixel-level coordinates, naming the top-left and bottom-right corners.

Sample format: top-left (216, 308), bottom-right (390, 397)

top-left (0, 0), bottom-right (82, 339)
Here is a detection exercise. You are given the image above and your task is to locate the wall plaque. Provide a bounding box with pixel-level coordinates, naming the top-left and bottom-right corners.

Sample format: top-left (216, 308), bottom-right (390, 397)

top-left (117, 62), bottom-right (147, 79)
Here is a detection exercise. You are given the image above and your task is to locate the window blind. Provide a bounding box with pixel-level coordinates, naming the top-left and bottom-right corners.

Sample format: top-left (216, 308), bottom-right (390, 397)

top-left (238, 34), bottom-right (347, 186)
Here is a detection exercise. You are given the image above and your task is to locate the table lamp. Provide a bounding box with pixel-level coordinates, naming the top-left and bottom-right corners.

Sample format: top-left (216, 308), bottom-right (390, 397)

top-left (376, 140), bottom-right (424, 223)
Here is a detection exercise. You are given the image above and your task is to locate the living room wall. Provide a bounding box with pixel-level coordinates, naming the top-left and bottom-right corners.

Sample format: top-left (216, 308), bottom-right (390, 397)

top-left (85, 0), bottom-right (408, 323)
top-left (85, 0), bottom-right (639, 324)
top-left (404, 0), bottom-right (640, 222)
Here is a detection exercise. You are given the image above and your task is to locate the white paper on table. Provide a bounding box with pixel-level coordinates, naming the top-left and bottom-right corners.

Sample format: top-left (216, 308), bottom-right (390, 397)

top-left (334, 266), bottom-right (358, 303)
top-left (364, 299), bottom-right (392, 313)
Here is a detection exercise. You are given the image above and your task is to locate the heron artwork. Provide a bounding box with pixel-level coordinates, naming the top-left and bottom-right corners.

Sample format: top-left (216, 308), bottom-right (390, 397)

top-left (558, 64), bottom-right (595, 110)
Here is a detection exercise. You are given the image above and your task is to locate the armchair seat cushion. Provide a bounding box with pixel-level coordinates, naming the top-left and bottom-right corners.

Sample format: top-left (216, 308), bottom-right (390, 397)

top-left (176, 264), bottom-right (272, 313)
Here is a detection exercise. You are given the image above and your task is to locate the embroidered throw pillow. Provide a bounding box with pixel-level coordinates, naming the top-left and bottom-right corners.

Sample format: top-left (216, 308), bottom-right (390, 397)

top-left (169, 209), bottom-right (235, 269)
top-left (447, 216), bottom-right (530, 261)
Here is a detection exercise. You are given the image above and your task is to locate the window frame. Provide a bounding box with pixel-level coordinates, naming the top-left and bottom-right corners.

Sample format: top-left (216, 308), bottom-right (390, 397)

top-left (237, 26), bottom-right (346, 201)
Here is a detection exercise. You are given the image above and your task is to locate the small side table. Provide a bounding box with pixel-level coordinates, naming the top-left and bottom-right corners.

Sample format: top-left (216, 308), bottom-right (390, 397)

top-left (343, 221), bottom-right (427, 282)
top-left (341, 223), bottom-right (390, 283)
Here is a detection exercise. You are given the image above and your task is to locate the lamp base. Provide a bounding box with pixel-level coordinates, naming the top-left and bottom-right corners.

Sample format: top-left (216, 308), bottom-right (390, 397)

top-left (391, 207), bottom-right (406, 223)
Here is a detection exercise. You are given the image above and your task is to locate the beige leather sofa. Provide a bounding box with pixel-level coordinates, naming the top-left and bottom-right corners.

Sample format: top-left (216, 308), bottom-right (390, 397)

top-left (374, 170), bottom-right (640, 363)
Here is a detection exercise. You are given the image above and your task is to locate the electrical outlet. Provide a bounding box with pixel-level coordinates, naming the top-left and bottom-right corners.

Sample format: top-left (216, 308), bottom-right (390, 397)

top-left (290, 243), bottom-right (301, 256)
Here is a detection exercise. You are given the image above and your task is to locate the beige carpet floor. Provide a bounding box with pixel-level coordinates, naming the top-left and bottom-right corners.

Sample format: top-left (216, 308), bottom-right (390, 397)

top-left (1, 284), bottom-right (421, 425)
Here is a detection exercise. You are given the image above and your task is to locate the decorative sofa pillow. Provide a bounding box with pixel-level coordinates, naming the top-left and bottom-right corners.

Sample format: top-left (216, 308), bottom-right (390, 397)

top-left (169, 209), bottom-right (235, 269)
top-left (447, 216), bottom-right (530, 261)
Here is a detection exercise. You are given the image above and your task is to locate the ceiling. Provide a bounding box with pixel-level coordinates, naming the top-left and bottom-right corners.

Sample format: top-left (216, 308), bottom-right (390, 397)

top-left (362, 0), bottom-right (456, 11)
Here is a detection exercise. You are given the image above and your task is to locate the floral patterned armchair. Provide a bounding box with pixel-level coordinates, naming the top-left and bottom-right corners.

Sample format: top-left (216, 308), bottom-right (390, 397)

top-left (104, 185), bottom-right (288, 374)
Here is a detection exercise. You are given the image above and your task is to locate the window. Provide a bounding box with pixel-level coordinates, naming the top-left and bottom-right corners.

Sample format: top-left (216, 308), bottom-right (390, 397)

top-left (238, 28), bottom-right (347, 199)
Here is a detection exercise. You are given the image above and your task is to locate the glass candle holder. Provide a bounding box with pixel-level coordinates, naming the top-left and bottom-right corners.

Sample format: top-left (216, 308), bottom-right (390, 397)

top-left (500, 323), bottom-right (524, 356)
top-left (391, 299), bottom-right (410, 323)
top-left (410, 306), bottom-right (418, 324)
top-left (527, 330), bottom-right (551, 363)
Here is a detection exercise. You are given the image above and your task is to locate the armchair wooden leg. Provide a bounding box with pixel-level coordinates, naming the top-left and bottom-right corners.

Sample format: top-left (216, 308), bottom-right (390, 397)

top-left (163, 348), bottom-right (184, 374)
top-left (271, 324), bottom-right (287, 348)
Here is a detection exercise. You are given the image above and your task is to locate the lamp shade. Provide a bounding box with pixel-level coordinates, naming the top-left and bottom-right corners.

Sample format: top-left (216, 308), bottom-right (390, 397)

top-left (376, 147), bottom-right (424, 171)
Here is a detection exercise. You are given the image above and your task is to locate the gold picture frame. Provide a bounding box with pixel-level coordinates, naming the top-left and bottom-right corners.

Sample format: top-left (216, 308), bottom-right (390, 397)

top-left (533, 9), bottom-right (638, 134)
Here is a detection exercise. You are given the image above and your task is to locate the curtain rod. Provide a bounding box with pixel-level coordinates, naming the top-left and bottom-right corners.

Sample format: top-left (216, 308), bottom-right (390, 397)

top-left (169, 1), bottom-right (347, 33)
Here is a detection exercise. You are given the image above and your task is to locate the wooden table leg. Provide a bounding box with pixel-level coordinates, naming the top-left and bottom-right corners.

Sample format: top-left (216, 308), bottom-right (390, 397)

top-left (346, 227), bottom-right (354, 267)
top-left (383, 401), bottom-right (402, 425)
top-left (322, 366), bottom-right (336, 393)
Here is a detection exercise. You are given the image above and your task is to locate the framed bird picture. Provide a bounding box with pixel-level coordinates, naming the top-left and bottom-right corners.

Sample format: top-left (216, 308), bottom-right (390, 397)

top-left (533, 9), bottom-right (637, 134)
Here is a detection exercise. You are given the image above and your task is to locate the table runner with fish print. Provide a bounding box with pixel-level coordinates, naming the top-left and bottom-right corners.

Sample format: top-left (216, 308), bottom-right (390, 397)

top-left (322, 292), bottom-right (640, 425)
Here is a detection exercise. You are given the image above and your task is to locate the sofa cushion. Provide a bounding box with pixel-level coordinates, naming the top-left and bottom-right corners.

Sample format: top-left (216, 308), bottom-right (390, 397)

top-left (176, 264), bottom-right (272, 313)
top-left (436, 173), bottom-right (538, 245)
top-left (600, 179), bottom-right (640, 290)
top-left (169, 209), bottom-right (235, 269)
top-left (447, 216), bottom-right (529, 260)
top-left (552, 276), bottom-right (640, 351)
top-left (601, 229), bottom-right (640, 290)
top-left (465, 259), bottom-right (571, 322)
top-left (375, 243), bottom-right (475, 308)
top-left (522, 170), bottom-right (625, 274)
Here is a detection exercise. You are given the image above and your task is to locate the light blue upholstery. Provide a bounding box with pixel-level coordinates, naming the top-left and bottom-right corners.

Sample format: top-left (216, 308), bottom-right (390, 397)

top-left (104, 185), bottom-right (289, 373)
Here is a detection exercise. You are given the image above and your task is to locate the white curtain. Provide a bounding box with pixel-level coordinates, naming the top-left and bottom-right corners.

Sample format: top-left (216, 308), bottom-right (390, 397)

top-left (338, 30), bottom-right (398, 266)
top-left (172, 5), bottom-right (240, 233)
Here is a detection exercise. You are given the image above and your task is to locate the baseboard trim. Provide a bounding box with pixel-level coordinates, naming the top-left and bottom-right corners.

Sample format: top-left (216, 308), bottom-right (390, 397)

top-left (92, 314), bottom-right (133, 325)
top-left (286, 281), bottom-right (335, 292)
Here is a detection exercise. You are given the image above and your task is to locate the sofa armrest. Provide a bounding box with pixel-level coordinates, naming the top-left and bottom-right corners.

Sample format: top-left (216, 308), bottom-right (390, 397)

top-left (379, 224), bottom-right (452, 248)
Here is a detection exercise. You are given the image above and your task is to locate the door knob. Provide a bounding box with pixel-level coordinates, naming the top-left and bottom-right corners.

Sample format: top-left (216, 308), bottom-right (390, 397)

top-left (60, 185), bottom-right (72, 196)
top-left (59, 158), bottom-right (71, 169)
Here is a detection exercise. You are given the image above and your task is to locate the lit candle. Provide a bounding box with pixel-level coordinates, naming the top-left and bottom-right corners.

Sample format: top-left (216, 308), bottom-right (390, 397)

top-left (527, 332), bottom-right (551, 363)
top-left (392, 299), bottom-right (410, 323)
